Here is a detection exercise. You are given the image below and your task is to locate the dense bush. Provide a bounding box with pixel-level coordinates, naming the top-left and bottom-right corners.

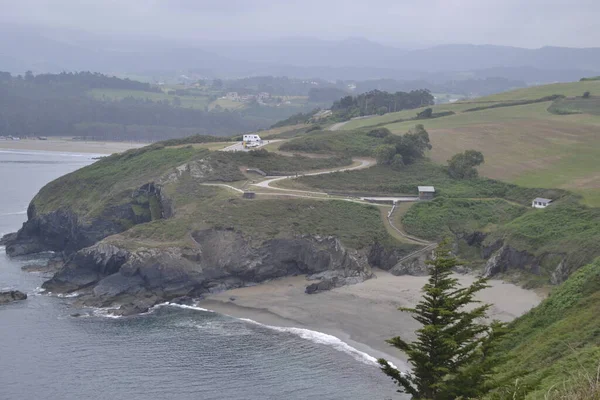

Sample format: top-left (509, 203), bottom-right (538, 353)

top-left (366, 128), bottom-right (391, 138)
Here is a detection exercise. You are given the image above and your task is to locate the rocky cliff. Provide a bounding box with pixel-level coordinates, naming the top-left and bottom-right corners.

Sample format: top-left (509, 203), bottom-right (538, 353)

top-left (2, 145), bottom-right (422, 316)
top-left (460, 231), bottom-right (570, 284)
top-left (43, 230), bottom-right (375, 315)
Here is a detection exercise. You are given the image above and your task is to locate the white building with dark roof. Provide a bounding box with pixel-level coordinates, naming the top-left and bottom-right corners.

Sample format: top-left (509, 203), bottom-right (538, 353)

top-left (532, 197), bottom-right (553, 208)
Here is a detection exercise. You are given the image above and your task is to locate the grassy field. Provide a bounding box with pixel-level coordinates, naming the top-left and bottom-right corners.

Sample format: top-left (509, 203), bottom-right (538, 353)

top-left (121, 185), bottom-right (405, 250)
top-left (88, 88), bottom-right (211, 109)
top-left (279, 160), bottom-right (575, 205)
top-left (235, 124), bottom-right (309, 140)
top-left (336, 80), bottom-right (600, 205)
top-left (208, 98), bottom-right (246, 110)
top-left (548, 96), bottom-right (600, 115)
top-left (476, 80), bottom-right (600, 102)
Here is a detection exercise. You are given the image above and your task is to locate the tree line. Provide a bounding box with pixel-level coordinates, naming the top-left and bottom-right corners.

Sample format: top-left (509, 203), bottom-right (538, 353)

top-left (0, 72), bottom-right (270, 140)
top-left (331, 89), bottom-right (434, 120)
top-left (0, 71), bottom-right (160, 92)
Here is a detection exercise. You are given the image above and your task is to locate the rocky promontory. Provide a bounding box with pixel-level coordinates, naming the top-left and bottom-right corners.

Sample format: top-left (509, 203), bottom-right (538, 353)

top-left (42, 231), bottom-right (375, 315)
top-left (0, 290), bottom-right (27, 305)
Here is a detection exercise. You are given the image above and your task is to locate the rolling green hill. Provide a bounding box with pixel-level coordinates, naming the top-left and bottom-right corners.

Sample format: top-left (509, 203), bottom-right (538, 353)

top-left (338, 81), bottom-right (600, 206)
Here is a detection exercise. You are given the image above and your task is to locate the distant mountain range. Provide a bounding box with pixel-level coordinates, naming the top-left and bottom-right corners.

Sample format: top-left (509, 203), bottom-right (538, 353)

top-left (1, 24), bottom-right (599, 83)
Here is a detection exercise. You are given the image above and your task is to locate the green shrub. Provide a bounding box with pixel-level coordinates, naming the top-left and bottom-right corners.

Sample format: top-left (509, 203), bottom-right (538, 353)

top-left (489, 258), bottom-right (600, 399)
top-left (401, 198), bottom-right (526, 240)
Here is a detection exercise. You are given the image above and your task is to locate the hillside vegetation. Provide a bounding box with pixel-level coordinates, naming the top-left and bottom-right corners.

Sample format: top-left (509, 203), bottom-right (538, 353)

top-left (281, 160), bottom-right (574, 205)
top-left (32, 145), bottom-right (351, 220)
top-left (489, 258), bottom-right (600, 399)
top-left (0, 72), bottom-right (272, 141)
top-left (338, 80), bottom-right (600, 206)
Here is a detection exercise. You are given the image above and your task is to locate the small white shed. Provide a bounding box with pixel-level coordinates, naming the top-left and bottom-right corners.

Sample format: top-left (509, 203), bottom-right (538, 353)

top-left (418, 186), bottom-right (435, 200)
top-left (532, 197), bottom-right (552, 208)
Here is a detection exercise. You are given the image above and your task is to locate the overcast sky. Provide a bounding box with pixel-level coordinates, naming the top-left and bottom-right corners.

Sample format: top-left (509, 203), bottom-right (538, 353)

top-left (2, 0), bottom-right (599, 48)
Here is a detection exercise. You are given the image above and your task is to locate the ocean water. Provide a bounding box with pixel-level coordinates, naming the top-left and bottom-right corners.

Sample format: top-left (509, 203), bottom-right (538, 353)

top-left (0, 149), bottom-right (401, 400)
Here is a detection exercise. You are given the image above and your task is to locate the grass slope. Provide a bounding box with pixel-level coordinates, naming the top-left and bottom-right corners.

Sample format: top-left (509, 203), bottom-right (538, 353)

top-left (279, 130), bottom-right (384, 156)
top-left (33, 145), bottom-right (207, 218)
top-left (488, 203), bottom-right (600, 277)
top-left (32, 144), bottom-right (352, 219)
top-left (476, 80), bottom-right (600, 102)
top-left (122, 186), bottom-right (403, 250)
top-left (401, 198), bottom-right (526, 241)
top-left (489, 258), bottom-right (600, 400)
top-left (281, 161), bottom-right (574, 205)
top-left (338, 81), bottom-right (600, 205)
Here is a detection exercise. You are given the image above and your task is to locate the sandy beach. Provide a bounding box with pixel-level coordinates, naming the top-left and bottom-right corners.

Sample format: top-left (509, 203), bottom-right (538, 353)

top-left (0, 138), bottom-right (146, 154)
top-left (200, 270), bottom-right (543, 370)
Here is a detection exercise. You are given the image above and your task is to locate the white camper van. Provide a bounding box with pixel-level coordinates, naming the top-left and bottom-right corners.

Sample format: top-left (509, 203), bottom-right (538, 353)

top-left (242, 134), bottom-right (262, 148)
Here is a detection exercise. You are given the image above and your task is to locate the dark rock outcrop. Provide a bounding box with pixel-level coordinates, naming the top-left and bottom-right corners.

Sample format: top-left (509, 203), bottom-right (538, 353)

top-left (483, 244), bottom-right (539, 277)
top-left (3, 203), bottom-right (144, 258)
top-left (21, 256), bottom-right (65, 273)
top-left (367, 242), bottom-right (423, 271)
top-left (390, 252), bottom-right (432, 276)
top-left (42, 230), bottom-right (374, 314)
top-left (0, 290), bottom-right (27, 305)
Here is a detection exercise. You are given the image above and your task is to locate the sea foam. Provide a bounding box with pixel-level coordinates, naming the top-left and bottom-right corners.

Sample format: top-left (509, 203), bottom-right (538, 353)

top-left (0, 210), bottom-right (27, 217)
top-left (158, 302), bottom-right (215, 313)
top-left (161, 302), bottom-right (397, 369)
top-left (239, 318), bottom-right (382, 367)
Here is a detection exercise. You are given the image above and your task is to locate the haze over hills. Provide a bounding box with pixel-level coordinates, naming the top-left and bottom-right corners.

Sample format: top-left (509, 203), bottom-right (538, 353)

top-left (2, 24), bottom-right (600, 83)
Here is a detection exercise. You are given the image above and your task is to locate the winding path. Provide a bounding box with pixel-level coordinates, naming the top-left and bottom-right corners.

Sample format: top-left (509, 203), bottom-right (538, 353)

top-left (201, 157), bottom-right (436, 261)
top-left (386, 203), bottom-right (438, 262)
top-left (252, 158), bottom-right (374, 191)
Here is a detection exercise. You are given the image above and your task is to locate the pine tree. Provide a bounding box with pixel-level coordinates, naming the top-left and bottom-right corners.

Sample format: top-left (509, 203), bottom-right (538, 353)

top-left (378, 241), bottom-right (507, 399)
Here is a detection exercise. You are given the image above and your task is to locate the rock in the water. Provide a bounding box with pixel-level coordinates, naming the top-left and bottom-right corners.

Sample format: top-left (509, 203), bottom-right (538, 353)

top-left (112, 303), bottom-right (150, 317)
top-left (0, 290), bottom-right (27, 305)
top-left (171, 296), bottom-right (195, 305)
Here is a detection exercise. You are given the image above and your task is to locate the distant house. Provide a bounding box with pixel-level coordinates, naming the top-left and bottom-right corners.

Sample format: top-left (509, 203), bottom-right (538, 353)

top-left (532, 197), bottom-right (552, 208)
top-left (418, 186), bottom-right (435, 200)
top-left (226, 92), bottom-right (240, 101)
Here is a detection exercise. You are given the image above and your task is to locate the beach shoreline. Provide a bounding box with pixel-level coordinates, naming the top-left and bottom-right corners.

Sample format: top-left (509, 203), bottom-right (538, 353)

top-left (199, 270), bottom-right (544, 372)
top-left (0, 138), bottom-right (147, 155)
